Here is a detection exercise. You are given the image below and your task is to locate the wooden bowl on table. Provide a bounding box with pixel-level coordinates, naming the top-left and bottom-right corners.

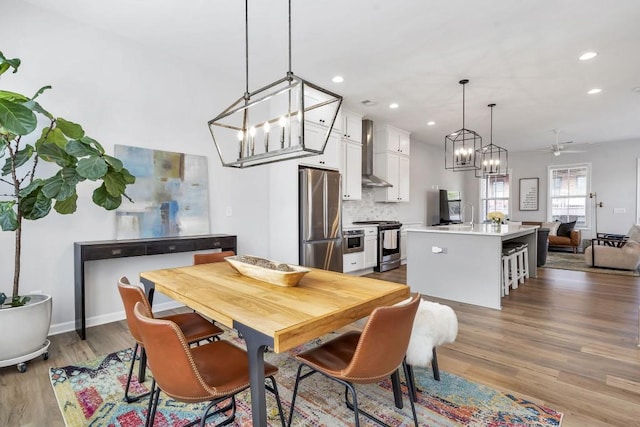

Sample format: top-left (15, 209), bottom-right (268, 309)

top-left (225, 255), bottom-right (310, 287)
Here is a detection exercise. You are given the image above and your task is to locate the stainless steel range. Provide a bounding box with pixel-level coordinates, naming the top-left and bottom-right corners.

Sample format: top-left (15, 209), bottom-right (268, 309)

top-left (352, 220), bottom-right (402, 272)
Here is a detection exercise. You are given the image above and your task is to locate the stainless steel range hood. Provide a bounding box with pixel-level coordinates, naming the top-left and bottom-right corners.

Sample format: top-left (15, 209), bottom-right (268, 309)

top-left (361, 119), bottom-right (392, 188)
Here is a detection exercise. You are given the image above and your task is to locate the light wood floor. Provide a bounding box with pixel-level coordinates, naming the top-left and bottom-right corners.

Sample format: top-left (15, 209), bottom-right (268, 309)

top-left (1, 266), bottom-right (638, 426)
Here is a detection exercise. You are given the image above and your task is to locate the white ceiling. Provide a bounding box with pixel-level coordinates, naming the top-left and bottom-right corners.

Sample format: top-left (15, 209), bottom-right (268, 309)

top-left (22, 0), bottom-right (640, 152)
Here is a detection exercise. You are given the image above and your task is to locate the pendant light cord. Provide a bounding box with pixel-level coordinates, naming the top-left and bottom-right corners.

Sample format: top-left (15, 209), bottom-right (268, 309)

top-left (287, 0), bottom-right (292, 77)
top-left (244, 0), bottom-right (249, 98)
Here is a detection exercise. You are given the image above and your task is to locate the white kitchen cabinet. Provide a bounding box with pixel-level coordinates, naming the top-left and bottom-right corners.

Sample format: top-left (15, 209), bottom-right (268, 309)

top-left (343, 251), bottom-right (365, 273)
top-left (341, 109), bottom-right (362, 143)
top-left (374, 151), bottom-right (410, 202)
top-left (373, 124), bottom-right (410, 202)
top-left (364, 227), bottom-right (378, 268)
top-left (305, 91), bottom-right (342, 133)
top-left (340, 139), bottom-right (362, 200)
top-left (298, 122), bottom-right (340, 170)
top-left (375, 124), bottom-right (410, 155)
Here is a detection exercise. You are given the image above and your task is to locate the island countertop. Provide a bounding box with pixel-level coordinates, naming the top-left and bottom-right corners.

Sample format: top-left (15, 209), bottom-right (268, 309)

top-left (405, 224), bottom-right (539, 238)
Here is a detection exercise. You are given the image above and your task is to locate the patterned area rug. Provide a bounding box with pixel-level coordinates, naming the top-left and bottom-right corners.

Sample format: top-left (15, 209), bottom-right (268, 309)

top-left (542, 251), bottom-right (639, 276)
top-left (50, 333), bottom-right (563, 426)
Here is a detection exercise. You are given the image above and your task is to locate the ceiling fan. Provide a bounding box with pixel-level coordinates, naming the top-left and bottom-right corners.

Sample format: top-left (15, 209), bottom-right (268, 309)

top-left (542, 130), bottom-right (585, 156)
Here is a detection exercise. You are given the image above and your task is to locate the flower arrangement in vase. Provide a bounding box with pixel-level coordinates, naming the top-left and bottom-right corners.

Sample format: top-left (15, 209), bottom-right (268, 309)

top-left (487, 211), bottom-right (505, 230)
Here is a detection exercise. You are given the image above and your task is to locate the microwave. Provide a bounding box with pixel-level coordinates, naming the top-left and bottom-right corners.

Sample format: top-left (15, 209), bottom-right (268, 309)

top-left (343, 229), bottom-right (365, 254)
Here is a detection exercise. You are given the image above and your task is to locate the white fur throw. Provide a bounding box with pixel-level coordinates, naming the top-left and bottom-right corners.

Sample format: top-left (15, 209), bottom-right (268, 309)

top-left (405, 300), bottom-right (458, 366)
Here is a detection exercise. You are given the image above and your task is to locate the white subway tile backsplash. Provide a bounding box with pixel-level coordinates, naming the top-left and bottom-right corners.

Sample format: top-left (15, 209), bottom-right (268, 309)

top-left (342, 188), bottom-right (399, 225)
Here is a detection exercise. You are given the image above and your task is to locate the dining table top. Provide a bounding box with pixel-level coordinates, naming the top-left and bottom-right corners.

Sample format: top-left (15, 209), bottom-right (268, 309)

top-left (140, 261), bottom-right (410, 353)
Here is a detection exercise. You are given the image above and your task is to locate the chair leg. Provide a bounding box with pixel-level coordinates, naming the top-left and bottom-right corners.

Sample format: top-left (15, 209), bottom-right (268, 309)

top-left (343, 383), bottom-right (361, 427)
top-left (390, 370), bottom-right (403, 408)
top-left (287, 364), bottom-right (307, 427)
top-left (124, 343), bottom-right (151, 403)
top-left (266, 375), bottom-right (286, 427)
top-left (405, 363), bottom-right (418, 403)
top-left (401, 361), bottom-right (420, 427)
top-left (145, 379), bottom-right (160, 427)
top-left (196, 396), bottom-right (236, 427)
top-left (431, 347), bottom-right (440, 381)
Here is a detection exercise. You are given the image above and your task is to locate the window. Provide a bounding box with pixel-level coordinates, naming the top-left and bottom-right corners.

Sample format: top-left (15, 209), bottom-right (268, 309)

top-left (480, 173), bottom-right (510, 221)
top-left (548, 164), bottom-right (589, 227)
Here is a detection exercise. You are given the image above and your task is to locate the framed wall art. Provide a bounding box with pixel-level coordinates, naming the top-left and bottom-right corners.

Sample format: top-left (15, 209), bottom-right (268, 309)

top-left (519, 177), bottom-right (539, 211)
top-left (114, 145), bottom-right (210, 239)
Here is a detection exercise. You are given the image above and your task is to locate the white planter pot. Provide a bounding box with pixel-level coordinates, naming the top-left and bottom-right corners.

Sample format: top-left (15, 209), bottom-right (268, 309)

top-left (0, 294), bottom-right (52, 366)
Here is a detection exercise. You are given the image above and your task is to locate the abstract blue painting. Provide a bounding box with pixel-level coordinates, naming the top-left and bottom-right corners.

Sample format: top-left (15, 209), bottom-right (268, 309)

top-left (114, 145), bottom-right (210, 239)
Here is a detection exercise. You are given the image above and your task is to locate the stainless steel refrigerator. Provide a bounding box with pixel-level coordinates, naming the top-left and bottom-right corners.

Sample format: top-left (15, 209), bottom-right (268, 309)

top-left (299, 168), bottom-right (343, 272)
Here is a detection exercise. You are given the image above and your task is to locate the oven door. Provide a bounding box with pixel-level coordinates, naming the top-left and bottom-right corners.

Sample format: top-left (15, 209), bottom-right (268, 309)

top-left (379, 228), bottom-right (401, 261)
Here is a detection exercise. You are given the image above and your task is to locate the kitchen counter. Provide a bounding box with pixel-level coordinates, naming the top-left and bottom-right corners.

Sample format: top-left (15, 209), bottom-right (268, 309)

top-left (405, 223), bottom-right (538, 237)
top-left (405, 224), bottom-right (538, 309)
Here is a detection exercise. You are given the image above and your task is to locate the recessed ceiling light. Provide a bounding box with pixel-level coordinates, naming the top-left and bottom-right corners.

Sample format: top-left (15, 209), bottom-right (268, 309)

top-left (332, 75), bottom-right (344, 83)
top-left (389, 103), bottom-right (399, 109)
top-left (427, 121), bottom-right (436, 126)
top-left (579, 51), bottom-right (598, 61)
top-left (587, 88), bottom-right (602, 95)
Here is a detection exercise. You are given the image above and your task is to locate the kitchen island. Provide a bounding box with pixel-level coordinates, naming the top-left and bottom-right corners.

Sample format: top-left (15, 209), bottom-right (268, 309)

top-left (405, 224), bottom-right (538, 309)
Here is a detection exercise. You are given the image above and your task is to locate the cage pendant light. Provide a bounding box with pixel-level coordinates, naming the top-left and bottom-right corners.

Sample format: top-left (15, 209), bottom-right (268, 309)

top-left (208, 0), bottom-right (343, 168)
top-left (445, 79), bottom-right (482, 172)
top-left (475, 104), bottom-right (508, 178)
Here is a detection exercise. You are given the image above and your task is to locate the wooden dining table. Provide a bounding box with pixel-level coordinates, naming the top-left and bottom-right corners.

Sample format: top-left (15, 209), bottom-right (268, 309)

top-left (139, 261), bottom-right (410, 426)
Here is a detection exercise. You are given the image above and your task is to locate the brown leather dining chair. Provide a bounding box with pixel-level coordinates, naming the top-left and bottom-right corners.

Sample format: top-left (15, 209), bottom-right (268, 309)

top-left (132, 301), bottom-right (286, 427)
top-left (193, 250), bottom-right (236, 265)
top-left (117, 277), bottom-right (224, 403)
top-left (287, 293), bottom-right (421, 427)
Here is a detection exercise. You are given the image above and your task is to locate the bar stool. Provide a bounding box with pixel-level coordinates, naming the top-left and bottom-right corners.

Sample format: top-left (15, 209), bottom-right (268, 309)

top-left (504, 242), bottom-right (529, 285)
top-left (501, 246), bottom-right (517, 296)
top-left (516, 242), bottom-right (530, 284)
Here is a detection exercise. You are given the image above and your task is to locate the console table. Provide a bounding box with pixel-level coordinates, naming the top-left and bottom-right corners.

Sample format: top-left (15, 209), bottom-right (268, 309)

top-left (74, 234), bottom-right (237, 339)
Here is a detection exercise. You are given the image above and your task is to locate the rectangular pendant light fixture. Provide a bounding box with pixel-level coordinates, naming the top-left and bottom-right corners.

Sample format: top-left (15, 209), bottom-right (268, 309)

top-left (208, 0), bottom-right (342, 168)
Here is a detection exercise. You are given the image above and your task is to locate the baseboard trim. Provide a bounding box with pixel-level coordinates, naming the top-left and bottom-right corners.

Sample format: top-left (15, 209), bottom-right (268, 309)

top-left (48, 301), bottom-right (185, 336)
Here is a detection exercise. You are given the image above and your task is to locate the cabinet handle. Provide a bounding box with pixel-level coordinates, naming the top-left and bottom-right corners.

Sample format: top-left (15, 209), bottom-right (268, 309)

top-left (111, 249), bottom-right (122, 255)
top-left (350, 262), bottom-right (357, 265)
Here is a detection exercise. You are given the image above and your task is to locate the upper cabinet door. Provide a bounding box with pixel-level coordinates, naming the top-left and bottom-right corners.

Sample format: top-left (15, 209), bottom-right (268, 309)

top-left (398, 130), bottom-right (410, 155)
top-left (299, 122), bottom-right (340, 170)
top-left (305, 91), bottom-right (342, 133)
top-left (375, 124), bottom-right (410, 155)
top-left (342, 109), bottom-right (363, 143)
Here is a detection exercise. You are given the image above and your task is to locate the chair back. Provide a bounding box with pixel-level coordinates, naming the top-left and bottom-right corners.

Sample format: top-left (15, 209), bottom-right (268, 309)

top-left (342, 293), bottom-right (420, 382)
top-left (132, 302), bottom-right (212, 400)
top-left (117, 277), bottom-right (154, 344)
top-left (193, 250), bottom-right (236, 265)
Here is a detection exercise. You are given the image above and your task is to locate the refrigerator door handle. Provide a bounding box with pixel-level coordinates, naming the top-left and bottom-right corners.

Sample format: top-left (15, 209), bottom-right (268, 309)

top-left (323, 173), bottom-right (328, 239)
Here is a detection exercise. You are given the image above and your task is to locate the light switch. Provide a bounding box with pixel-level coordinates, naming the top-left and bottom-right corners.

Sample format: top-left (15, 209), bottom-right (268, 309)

top-left (225, 206), bottom-right (233, 217)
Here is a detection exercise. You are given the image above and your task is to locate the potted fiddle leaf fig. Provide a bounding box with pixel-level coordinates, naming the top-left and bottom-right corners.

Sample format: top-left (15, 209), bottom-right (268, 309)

top-left (0, 50), bottom-right (135, 372)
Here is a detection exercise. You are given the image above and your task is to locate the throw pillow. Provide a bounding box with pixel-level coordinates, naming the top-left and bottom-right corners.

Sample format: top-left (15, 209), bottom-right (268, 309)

top-left (627, 224), bottom-right (640, 243)
top-left (557, 221), bottom-right (576, 238)
top-left (542, 221), bottom-right (560, 236)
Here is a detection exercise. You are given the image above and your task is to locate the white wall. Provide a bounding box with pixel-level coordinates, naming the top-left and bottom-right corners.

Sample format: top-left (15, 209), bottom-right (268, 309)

top-left (2, 2), bottom-right (271, 334)
top-left (463, 139), bottom-right (640, 239)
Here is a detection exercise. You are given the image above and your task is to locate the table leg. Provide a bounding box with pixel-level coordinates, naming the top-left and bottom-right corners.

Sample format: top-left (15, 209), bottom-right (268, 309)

top-left (235, 322), bottom-right (274, 427)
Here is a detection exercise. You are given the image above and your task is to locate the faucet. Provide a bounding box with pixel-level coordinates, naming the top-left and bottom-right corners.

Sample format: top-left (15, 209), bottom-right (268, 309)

top-left (462, 202), bottom-right (474, 226)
